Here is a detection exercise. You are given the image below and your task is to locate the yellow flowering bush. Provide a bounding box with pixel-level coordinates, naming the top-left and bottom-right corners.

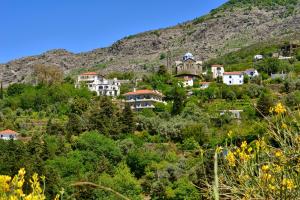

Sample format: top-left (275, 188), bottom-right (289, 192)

top-left (0, 168), bottom-right (48, 200)
top-left (211, 103), bottom-right (300, 199)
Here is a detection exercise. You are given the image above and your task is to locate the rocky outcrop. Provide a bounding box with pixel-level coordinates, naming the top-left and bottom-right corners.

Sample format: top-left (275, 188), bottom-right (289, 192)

top-left (1, 3), bottom-right (300, 86)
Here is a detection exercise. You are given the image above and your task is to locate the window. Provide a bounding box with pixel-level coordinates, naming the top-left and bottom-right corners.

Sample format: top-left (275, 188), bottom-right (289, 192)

top-left (229, 81), bottom-right (232, 84)
top-left (239, 75), bottom-right (242, 78)
top-left (229, 76), bottom-right (232, 78)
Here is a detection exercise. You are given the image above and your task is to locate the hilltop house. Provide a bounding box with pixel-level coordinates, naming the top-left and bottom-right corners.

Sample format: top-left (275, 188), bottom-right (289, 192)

top-left (223, 72), bottom-right (244, 85)
top-left (244, 69), bottom-right (259, 78)
top-left (211, 65), bottom-right (224, 79)
top-left (124, 89), bottom-right (165, 110)
top-left (77, 72), bottom-right (121, 97)
top-left (0, 129), bottom-right (18, 140)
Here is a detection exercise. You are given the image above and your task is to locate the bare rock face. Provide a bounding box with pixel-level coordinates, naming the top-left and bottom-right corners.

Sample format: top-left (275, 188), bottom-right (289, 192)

top-left (1, 3), bottom-right (300, 86)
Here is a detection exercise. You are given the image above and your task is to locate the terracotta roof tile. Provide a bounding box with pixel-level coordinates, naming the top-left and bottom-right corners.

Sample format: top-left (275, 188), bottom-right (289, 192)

top-left (223, 71), bottom-right (244, 75)
top-left (0, 129), bottom-right (18, 135)
top-left (80, 72), bottom-right (98, 76)
top-left (124, 90), bottom-right (163, 96)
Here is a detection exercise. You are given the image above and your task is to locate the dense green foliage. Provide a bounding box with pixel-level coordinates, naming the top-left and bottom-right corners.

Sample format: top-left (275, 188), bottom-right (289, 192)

top-left (0, 42), bottom-right (300, 199)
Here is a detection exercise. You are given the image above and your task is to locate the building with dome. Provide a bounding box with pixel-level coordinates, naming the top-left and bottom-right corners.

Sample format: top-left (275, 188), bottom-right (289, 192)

top-left (175, 53), bottom-right (203, 77)
top-left (174, 53), bottom-right (203, 87)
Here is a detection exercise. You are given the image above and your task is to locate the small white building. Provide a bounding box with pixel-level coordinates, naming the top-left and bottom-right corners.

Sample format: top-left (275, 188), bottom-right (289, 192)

top-left (77, 72), bottom-right (121, 97)
top-left (0, 129), bottom-right (18, 140)
top-left (211, 65), bottom-right (225, 79)
top-left (220, 110), bottom-right (243, 119)
top-left (178, 76), bottom-right (194, 87)
top-left (254, 55), bottom-right (263, 60)
top-left (199, 82), bottom-right (211, 89)
top-left (244, 69), bottom-right (259, 78)
top-left (124, 89), bottom-right (165, 110)
top-left (223, 72), bottom-right (244, 85)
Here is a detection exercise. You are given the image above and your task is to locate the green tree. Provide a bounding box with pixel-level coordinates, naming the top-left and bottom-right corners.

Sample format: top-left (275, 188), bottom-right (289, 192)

top-left (89, 97), bottom-right (121, 138)
top-left (256, 92), bottom-right (274, 117)
top-left (121, 104), bottom-right (135, 134)
top-left (168, 83), bottom-right (186, 115)
top-left (66, 113), bottom-right (86, 137)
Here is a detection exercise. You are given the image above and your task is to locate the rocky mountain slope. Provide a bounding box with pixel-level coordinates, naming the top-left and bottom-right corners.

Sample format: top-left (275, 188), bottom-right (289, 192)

top-left (1, 0), bottom-right (300, 85)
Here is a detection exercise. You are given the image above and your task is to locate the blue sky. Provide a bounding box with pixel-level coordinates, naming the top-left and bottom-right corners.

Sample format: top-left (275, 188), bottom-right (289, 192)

top-left (0, 0), bottom-right (228, 63)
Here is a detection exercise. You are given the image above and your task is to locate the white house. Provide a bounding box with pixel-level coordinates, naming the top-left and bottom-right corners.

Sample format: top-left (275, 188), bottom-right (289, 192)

top-left (211, 65), bottom-right (225, 79)
top-left (199, 82), bottom-right (211, 89)
top-left (254, 55), bottom-right (263, 60)
top-left (223, 72), bottom-right (244, 85)
top-left (77, 72), bottom-right (121, 97)
top-left (220, 110), bottom-right (243, 119)
top-left (124, 89), bottom-right (165, 110)
top-left (244, 69), bottom-right (259, 78)
top-left (0, 129), bottom-right (18, 140)
top-left (178, 76), bottom-right (194, 87)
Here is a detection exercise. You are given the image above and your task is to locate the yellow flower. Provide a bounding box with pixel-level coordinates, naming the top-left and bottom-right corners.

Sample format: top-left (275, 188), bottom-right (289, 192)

top-left (226, 151), bottom-right (236, 167)
top-left (273, 164), bottom-right (283, 173)
top-left (262, 165), bottom-right (270, 172)
top-left (281, 123), bottom-right (288, 129)
top-left (268, 184), bottom-right (276, 190)
top-left (247, 147), bottom-right (253, 153)
top-left (282, 178), bottom-right (296, 190)
top-left (273, 103), bottom-right (286, 115)
top-left (241, 141), bottom-right (247, 150)
top-left (216, 146), bottom-right (223, 153)
top-left (262, 173), bottom-right (272, 181)
top-left (239, 151), bottom-right (250, 162)
top-left (18, 168), bottom-right (26, 177)
top-left (275, 150), bottom-right (283, 158)
top-left (227, 131), bottom-right (233, 138)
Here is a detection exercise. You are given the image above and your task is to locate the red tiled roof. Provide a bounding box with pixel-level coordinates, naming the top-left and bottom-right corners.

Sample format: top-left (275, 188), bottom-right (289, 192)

top-left (223, 71), bottom-right (244, 75)
top-left (124, 90), bottom-right (163, 96)
top-left (199, 82), bottom-right (211, 84)
top-left (211, 64), bottom-right (223, 67)
top-left (0, 129), bottom-right (18, 135)
top-left (80, 72), bottom-right (98, 76)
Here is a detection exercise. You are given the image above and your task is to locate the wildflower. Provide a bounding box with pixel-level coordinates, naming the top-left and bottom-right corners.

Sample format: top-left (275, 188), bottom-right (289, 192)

top-left (273, 164), bottom-right (283, 173)
top-left (247, 147), bottom-right (253, 153)
top-left (0, 175), bottom-right (12, 192)
top-left (241, 141), bottom-right (247, 150)
top-left (262, 165), bottom-right (269, 172)
top-left (227, 131), bottom-right (233, 138)
top-left (216, 146), bottom-right (223, 153)
top-left (18, 168), bottom-right (26, 176)
top-left (275, 150), bottom-right (283, 158)
top-left (268, 184), bottom-right (276, 190)
top-left (239, 151), bottom-right (250, 162)
top-left (274, 103), bottom-right (286, 115)
top-left (281, 123), bottom-right (288, 129)
top-left (226, 151), bottom-right (236, 167)
top-left (282, 178), bottom-right (296, 190)
top-left (262, 173), bottom-right (272, 181)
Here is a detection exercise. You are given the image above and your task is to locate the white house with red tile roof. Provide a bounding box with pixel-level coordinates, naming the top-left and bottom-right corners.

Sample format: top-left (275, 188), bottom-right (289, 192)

top-left (77, 72), bottom-right (121, 97)
top-left (124, 89), bottom-right (165, 110)
top-left (223, 72), bottom-right (244, 85)
top-left (0, 129), bottom-right (18, 140)
top-left (199, 82), bottom-right (211, 89)
top-left (178, 76), bottom-right (194, 87)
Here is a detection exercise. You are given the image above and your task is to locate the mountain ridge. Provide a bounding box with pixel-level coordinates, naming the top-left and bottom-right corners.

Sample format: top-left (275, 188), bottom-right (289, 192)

top-left (1, 0), bottom-right (300, 85)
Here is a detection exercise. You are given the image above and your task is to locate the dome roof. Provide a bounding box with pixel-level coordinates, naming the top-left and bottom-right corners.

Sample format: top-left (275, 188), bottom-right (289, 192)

top-left (183, 52), bottom-right (194, 61)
